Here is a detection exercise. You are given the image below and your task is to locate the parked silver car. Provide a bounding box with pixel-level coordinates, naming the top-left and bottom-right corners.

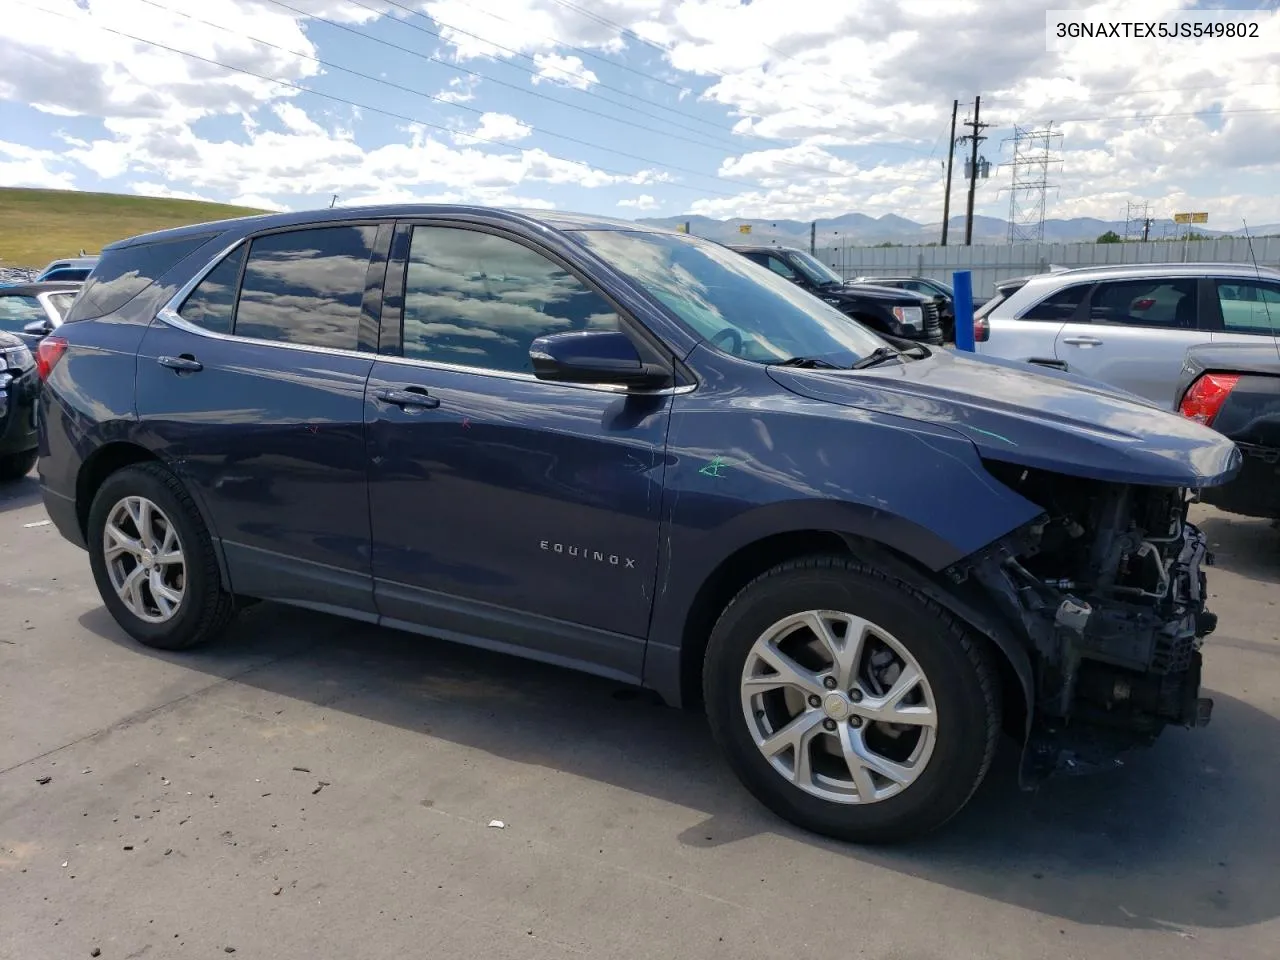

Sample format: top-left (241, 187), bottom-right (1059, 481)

top-left (972, 262), bottom-right (1280, 405)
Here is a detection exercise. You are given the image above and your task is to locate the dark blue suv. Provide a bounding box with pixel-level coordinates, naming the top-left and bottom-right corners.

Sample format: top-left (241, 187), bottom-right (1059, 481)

top-left (36, 206), bottom-right (1239, 843)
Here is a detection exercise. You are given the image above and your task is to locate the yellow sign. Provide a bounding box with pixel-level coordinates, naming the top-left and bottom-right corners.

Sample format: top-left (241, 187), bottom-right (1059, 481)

top-left (738, 224), bottom-right (752, 234)
top-left (1174, 212), bottom-right (1209, 224)
top-left (676, 223), bottom-right (688, 233)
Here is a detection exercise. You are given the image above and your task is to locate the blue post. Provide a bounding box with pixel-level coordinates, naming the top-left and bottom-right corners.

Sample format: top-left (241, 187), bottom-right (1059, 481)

top-left (952, 270), bottom-right (975, 352)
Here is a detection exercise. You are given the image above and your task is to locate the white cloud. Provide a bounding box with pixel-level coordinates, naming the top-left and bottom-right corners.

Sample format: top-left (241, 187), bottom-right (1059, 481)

top-left (530, 53), bottom-right (599, 91)
top-left (618, 194), bottom-right (660, 211)
top-left (0, 141), bottom-right (75, 189)
top-left (453, 112), bottom-right (533, 144)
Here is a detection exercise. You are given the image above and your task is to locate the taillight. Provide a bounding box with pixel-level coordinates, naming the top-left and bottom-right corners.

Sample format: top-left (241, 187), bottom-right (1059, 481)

top-left (36, 336), bottom-right (68, 381)
top-left (1179, 372), bottom-right (1239, 427)
top-left (973, 316), bottom-right (989, 342)
top-left (1133, 298), bottom-right (1156, 310)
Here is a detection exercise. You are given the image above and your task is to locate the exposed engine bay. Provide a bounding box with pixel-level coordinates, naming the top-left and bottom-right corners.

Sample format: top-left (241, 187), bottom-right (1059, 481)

top-left (956, 462), bottom-right (1218, 780)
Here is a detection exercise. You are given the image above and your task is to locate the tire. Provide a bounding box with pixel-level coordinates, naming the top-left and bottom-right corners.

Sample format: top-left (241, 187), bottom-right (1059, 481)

top-left (0, 448), bottom-right (37, 482)
top-left (703, 555), bottom-right (1001, 844)
top-left (87, 462), bottom-right (237, 650)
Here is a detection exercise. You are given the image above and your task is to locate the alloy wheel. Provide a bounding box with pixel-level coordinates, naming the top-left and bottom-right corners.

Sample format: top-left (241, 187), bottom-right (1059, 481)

top-left (740, 610), bottom-right (938, 804)
top-left (103, 495), bottom-right (187, 624)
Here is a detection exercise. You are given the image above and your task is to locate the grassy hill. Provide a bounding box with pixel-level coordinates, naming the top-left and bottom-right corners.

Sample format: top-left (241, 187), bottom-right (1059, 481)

top-left (0, 188), bottom-right (269, 269)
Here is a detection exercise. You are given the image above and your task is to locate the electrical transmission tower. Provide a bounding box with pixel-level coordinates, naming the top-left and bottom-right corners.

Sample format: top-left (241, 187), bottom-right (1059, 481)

top-left (1122, 201), bottom-right (1153, 241)
top-left (1000, 124), bottom-right (1063, 243)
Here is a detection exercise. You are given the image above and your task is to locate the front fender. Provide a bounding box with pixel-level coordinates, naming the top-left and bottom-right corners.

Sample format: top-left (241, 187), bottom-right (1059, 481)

top-left (642, 351), bottom-right (1044, 703)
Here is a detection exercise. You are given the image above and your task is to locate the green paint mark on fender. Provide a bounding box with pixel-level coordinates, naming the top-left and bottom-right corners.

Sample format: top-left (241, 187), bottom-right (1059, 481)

top-left (699, 456), bottom-right (731, 478)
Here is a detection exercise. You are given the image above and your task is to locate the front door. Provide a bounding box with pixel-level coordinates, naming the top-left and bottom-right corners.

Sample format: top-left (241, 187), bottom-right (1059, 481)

top-left (365, 222), bottom-right (673, 680)
top-left (135, 221), bottom-right (391, 613)
top-left (1054, 277), bottom-right (1206, 404)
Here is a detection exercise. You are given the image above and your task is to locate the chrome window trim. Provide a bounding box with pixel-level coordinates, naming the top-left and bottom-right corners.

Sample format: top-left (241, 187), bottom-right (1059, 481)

top-left (156, 236), bottom-right (697, 398)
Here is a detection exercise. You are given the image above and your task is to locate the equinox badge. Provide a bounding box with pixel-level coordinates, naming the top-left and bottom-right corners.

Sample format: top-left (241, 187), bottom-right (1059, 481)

top-left (540, 540), bottom-right (636, 569)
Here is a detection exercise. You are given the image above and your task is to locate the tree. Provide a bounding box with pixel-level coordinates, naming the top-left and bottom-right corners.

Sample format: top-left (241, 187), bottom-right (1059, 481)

top-left (1096, 230), bottom-right (1122, 244)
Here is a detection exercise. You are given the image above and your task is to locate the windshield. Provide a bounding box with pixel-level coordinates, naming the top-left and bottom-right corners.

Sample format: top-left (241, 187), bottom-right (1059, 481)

top-left (788, 250), bottom-right (844, 286)
top-left (574, 230), bottom-right (888, 366)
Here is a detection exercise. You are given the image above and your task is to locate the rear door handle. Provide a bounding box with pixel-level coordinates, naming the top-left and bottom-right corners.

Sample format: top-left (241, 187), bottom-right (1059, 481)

top-left (375, 386), bottom-right (440, 409)
top-left (158, 354), bottom-right (203, 372)
top-left (1061, 336), bottom-right (1103, 346)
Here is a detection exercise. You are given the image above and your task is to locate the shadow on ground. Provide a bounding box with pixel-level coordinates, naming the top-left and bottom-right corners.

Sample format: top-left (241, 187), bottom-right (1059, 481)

top-left (1196, 507), bottom-right (1280, 585)
top-left (80, 587), bottom-right (1279, 933)
top-left (0, 473), bottom-right (41, 515)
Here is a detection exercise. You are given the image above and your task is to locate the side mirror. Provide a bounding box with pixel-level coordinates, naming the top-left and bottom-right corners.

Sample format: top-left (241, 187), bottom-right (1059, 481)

top-left (530, 330), bottom-right (671, 389)
top-left (23, 319), bottom-right (54, 337)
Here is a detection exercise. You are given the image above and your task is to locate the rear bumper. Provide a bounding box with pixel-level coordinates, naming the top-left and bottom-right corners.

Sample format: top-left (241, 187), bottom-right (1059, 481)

top-left (41, 484), bottom-right (85, 548)
top-left (1198, 443), bottom-right (1280, 520)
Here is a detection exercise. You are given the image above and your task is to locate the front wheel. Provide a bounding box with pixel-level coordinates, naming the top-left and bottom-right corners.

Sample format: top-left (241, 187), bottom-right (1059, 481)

top-left (703, 556), bottom-right (1001, 844)
top-left (87, 462), bottom-right (238, 650)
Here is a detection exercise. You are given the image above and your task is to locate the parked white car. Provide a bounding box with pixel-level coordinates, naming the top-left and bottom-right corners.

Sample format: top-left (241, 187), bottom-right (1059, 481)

top-left (972, 262), bottom-right (1280, 405)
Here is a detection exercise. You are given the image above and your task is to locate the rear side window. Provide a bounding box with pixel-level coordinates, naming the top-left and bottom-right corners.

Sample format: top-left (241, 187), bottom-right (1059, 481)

top-left (42, 268), bottom-right (90, 282)
top-left (1216, 279), bottom-right (1280, 336)
top-left (1018, 283), bottom-right (1089, 321)
top-left (47, 293), bottom-right (77, 318)
top-left (233, 226), bottom-right (378, 351)
top-left (1086, 278), bottom-right (1197, 328)
top-left (179, 246), bottom-right (246, 334)
top-left (69, 236), bottom-right (213, 321)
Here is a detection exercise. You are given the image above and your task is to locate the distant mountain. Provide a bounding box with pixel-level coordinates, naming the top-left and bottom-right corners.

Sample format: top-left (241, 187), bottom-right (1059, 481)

top-left (635, 212), bottom-right (1274, 247)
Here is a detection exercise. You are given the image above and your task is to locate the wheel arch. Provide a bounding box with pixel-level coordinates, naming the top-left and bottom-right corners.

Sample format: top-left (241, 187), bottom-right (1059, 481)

top-left (668, 528), bottom-right (1032, 744)
top-left (76, 441), bottom-right (233, 592)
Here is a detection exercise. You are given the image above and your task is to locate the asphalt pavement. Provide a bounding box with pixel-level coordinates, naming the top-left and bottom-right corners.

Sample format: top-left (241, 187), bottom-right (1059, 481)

top-left (3, 469), bottom-right (1278, 960)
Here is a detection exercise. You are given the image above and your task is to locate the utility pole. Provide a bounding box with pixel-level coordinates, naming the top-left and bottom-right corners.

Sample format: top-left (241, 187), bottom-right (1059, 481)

top-left (940, 99), bottom-right (959, 246)
top-left (1141, 216), bottom-right (1153, 241)
top-left (329, 194), bottom-right (339, 208)
top-left (1000, 122), bottom-right (1063, 242)
top-left (810, 221), bottom-right (816, 255)
top-left (959, 96), bottom-right (988, 246)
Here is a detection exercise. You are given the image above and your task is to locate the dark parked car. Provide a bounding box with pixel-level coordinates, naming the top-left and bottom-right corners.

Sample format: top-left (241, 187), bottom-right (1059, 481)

top-left (850, 275), bottom-right (990, 342)
top-left (729, 245), bottom-right (944, 344)
top-left (0, 331), bottom-right (38, 480)
top-left (0, 281), bottom-right (82, 348)
top-left (1174, 341), bottom-right (1280, 521)
top-left (37, 206), bottom-right (1237, 843)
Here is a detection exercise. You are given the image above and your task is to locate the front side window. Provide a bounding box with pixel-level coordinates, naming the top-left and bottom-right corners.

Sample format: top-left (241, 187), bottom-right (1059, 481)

top-left (401, 226), bottom-right (622, 373)
top-left (1216, 278), bottom-right (1280, 336)
top-left (0, 295), bottom-right (46, 331)
top-left (573, 229), bottom-right (887, 366)
top-left (1086, 278), bottom-right (1197, 328)
top-left (764, 255), bottom-right (797, 279)
top-left (787, 250), bottom-right (844, 287)
top-left (1019, 283), bottom-right (1089, 321)
top-left (234, 226), bottom-right (378, 350)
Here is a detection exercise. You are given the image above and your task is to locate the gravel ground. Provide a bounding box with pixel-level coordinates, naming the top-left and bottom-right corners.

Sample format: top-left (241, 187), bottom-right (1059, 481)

top-left (2, 470), bottom-right (1278, 960)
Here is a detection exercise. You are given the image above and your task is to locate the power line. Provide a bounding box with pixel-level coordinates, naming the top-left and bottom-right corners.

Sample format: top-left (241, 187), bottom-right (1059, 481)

top-left (342, 0), bottom-right (752, 146)
top-left (19, 1), bottom-right (747, 198)
top-left (123, 0), bottom-right (763, 191)
top-left (540, 0), bottom-right (940, 159)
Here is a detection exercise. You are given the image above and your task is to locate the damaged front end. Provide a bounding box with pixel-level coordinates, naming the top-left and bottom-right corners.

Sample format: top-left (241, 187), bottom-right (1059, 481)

top-left (953, 462), bottom-right (1218, 783)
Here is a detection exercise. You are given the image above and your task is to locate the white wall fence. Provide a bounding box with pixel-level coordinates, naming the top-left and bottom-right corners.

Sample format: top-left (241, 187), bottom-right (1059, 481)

top-left (814, 237), bottom-right (1280, 297)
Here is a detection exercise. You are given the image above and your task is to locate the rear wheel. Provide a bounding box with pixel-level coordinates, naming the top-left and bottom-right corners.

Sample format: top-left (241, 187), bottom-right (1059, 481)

top-left (0, 448), bottom-right (37, 482)
top-left (703, 556), bottom-right (1001, 844)
top-left (87, 462), bottom-right (237, 650)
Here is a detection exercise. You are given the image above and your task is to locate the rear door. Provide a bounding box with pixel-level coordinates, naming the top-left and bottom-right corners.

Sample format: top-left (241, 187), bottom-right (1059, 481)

top-left (1207, 276), bottom-right (1280, 349)
top-left (1053, 277), bottom-right (1205, 403)
top-left (981, 281), bottom-right (1089, 366)
top-left (135, 221), bottom-right (392, 613)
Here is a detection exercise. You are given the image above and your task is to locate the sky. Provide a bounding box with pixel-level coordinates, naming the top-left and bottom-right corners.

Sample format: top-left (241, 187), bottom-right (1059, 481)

top-left (0, 0), bottom-right (1278, 226)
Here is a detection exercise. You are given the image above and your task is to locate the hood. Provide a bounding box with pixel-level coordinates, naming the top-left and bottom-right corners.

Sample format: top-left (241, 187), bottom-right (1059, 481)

top-left (824, 283), bottom-right (930, 305)
top-left (769, 348), bottom-right (1241, 488)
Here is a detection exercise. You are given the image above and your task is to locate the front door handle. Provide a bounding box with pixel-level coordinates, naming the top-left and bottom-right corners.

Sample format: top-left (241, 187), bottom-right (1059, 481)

top-left (158, 354), bottom-right (203, 372)
top-left (375, 386), bottom-right (441, 409)
top-left (1061, 336), bottom-right (1103, 347)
